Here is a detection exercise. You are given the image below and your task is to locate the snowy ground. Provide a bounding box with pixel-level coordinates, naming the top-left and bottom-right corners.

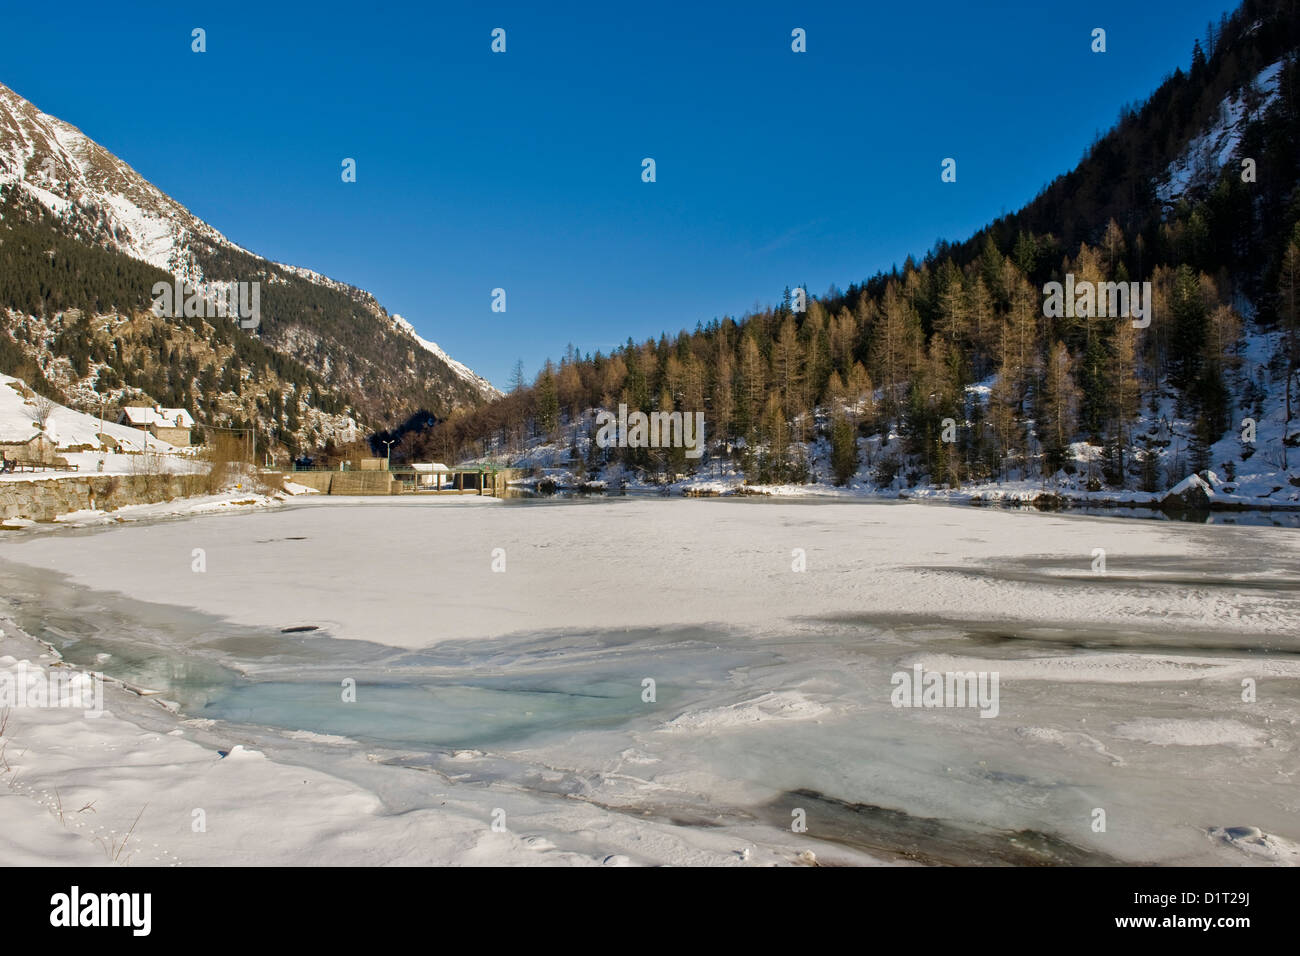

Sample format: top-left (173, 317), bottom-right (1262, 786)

top-left (1, 371), bottom-right (200, 482)
top-left (1, 496), bottom-right (1297, 866)
top-left (1, 372), bottom-right (186, 456)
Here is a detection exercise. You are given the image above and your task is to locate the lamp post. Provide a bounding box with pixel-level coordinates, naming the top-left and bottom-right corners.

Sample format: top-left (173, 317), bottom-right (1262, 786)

top-left (382, 439), bottom-right (397, 471)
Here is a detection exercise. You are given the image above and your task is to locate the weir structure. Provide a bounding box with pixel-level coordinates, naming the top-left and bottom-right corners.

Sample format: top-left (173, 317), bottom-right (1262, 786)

top-left (288, 463), bottom-right (520, 497)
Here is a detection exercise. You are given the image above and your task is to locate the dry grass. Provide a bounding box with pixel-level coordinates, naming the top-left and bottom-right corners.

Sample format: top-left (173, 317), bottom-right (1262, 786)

top-left (50, 789), bottom-right (97, 827)
top-left (97, 803), bottom-right (147, 865)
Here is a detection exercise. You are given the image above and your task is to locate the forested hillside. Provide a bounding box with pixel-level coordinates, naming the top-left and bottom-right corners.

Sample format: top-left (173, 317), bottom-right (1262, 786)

top-left (0, 185), bottom-right (360, 454)
top-left (419, 0), bottom-right (1300, 499)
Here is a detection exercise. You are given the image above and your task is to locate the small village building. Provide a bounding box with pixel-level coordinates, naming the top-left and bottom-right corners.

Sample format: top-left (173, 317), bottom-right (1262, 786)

top-left (0, 430), bottom-right (56, 463)
top-left (411, 462), bottom-right (451, 489)
top-left (118, 405), bottom-right (195, 447)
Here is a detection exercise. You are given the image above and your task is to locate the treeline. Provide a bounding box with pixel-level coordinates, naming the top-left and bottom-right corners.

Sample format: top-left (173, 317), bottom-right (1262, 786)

top-left (420, 222), bottom-right (1284, 489)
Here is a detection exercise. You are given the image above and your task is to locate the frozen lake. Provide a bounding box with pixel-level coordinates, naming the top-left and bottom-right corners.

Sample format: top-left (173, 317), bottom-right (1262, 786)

top-left (1, 496), bottom-right (1298, 866)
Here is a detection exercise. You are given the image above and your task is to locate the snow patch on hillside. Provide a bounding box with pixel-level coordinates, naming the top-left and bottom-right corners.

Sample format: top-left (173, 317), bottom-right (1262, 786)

top-left (1156, 60), bottom-right (1285, 204)
top-left (392, 314), bottom-right (501, 398)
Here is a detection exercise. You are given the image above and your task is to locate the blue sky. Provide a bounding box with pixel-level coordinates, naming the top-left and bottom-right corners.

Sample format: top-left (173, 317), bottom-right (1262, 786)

top-left (2, 0), bottom-right (1234, 389)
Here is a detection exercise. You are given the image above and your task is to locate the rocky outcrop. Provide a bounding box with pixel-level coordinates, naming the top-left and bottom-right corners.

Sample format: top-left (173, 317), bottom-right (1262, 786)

top-left (1160, 473), bottom-right (1213, 512)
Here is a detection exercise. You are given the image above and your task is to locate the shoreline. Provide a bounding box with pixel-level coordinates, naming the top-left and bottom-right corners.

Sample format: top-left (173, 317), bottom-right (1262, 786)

top-left (510, 480), bottom-right (1300, 520)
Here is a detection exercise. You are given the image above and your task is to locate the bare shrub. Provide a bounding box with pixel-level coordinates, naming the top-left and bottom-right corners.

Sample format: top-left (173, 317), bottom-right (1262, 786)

top-left (252, 471), bottom-right (284, 496)
top-left (200, 431), bottom-right (251, 494)
top-left (31, 393), bottom-right (56, 431)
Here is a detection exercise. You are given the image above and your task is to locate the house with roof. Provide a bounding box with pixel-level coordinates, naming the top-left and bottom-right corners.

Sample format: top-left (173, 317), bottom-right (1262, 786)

top-left (0, 429), bottom-right (56, 463)
top-left (118, 405), bottom-right (196, 447)
top-left (410, 462), bottom-right (451, 488)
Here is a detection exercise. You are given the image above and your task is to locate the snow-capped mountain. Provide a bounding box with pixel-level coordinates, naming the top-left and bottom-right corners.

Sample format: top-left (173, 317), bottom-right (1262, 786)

top-left (0, 80), bottom-right (499, 421)
top-left (0, 82), bottom-right (242, 283)
top-left (391, 314), bottom-right (499, 396)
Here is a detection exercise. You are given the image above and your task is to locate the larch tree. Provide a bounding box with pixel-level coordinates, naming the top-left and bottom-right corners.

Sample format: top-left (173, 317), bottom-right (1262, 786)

top-left (772, 316), bottom-right (803, 436)
top-left (829, 308), bottom-right (856, 374)
top-left (738, 333), bottom-right (766, 436)
top-left (762, 392), bottom-right (790, 483)
top-left (846, 362), bottom-right (875, 426)
top-left (1108, 316), bottom-right (1142, 484)
top-left (965, 274), bottom-right (995, 376)
top-left (870, 281), bottom-right (922, 428)
top-left (1102, 218), bottom-right (1127, 275)
top-left (999, 259), bottom-right (1041, 412)
top-left (934, 259), bottom-right (968, 347)
top-left (1039, 340), bottom-right (1081, 475)
top-left (712, 345), bottom-right (735, 441)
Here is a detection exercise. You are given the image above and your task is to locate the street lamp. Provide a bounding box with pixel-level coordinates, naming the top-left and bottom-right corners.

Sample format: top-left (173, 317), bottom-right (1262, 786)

top-left (382, 439), bottom-right (398, 471)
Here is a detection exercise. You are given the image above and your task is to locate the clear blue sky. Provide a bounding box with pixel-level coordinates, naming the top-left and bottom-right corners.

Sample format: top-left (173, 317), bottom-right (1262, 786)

top-left (2, 0), bottom-right (1234, 389)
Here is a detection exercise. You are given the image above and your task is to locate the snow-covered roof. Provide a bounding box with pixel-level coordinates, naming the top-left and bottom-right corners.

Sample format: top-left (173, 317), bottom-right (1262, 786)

top-left (121, 406), bottom-right (195, 428)
top-left (411, 462), bottom-right (450, 472)
top-left (0, 429), bottom-right (49, 445)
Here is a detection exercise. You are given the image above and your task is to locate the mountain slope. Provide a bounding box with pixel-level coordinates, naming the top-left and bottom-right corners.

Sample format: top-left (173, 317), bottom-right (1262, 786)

top-left (0, 80), bottom-right (498, 448)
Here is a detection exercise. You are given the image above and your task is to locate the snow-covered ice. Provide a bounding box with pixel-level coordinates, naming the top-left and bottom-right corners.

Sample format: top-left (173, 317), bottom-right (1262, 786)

top-left (0, 496), bottom-right (1296, 866)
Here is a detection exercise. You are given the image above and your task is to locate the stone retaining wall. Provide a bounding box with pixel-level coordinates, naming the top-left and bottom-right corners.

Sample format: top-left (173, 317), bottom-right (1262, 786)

top-left (325, 471), bottom-right (394, 495)
top-left (0, 474), bottom-right (210, 523)
top-left (287, 472), bottom-right (334, 493)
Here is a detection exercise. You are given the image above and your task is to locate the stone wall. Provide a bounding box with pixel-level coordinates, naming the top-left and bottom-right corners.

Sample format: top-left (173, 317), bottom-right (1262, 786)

top-left (278, 470), bottom-right (395, 495)
top-left (287, 472), bottom-right (334, 493)
top-left (326, 471), bottom-right (394, 495)
top-left (0, 474), bottom-right (209, 523)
